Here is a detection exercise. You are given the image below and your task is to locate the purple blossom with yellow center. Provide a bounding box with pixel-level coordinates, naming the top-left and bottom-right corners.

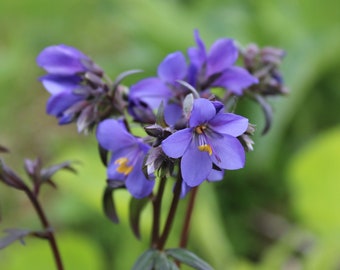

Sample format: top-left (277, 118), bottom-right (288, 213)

top-left (96, 119), bottom-right (154, 198)
top-left (162, 98), bottom-right (248, 187)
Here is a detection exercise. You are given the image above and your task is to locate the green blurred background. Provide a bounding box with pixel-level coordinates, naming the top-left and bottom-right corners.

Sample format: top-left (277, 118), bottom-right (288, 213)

top-left (1, 0), bottom-right (340, 269)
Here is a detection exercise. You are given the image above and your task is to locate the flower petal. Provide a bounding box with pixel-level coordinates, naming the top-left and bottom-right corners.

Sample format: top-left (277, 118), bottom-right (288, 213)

top-left (212, 66), bottom-right (259, 95)
top-left (189, 98), bottom-right (216, 127)
top-left (107, 158), bottom-right (126, 181)
top-left (209, 113), bottom-right (248, 137)
top-left (46, 92), bottom-right (83, 116)
top-left (181, 143), bottom-right (212, 186)
top-left (39, 74), bottom-right (82, 94)
top-left (188, 30), bottom-right (206, 69)
top-left (126, 158), bottom-right (154, 198)
top-left (211, 135), bottom-right (245, 170)
top-left (207, 38), bottom-right (238, 77)
top-left (179, 181), bottom-right (192, 198)
top-left (157, 52), bottom-right (187, 82)
top-left (207, 169), bottom-right (224, 182)
top-left (37, 45), bottom-right (88, 75)
top-left (96, 119), bottom-right (135, 152)
top-left (162, 129), bottom-right (192, 158)
top-left (164, 103), bottom-right (183, 126)
top-left (129, 78), bottom-right (171, 108)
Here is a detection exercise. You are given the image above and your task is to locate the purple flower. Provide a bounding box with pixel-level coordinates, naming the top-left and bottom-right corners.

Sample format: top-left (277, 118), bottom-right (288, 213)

top-left (162, 98), bottom-right (248, 187)
top-left (188, 30), bottom-right (258, 95)
top-left (96, 119), bottom-right (154, 198)
top-left (128, 52), bottom-right (187, 123)
top-left (37, 45), bottom-right (112, 132)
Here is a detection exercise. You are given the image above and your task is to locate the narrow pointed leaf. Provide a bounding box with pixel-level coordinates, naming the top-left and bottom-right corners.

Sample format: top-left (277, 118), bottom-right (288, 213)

top-left (112, 69), bottom-right (143, 90)
top-left (132, 249), bottom-right (157, 270)
top-left (0, 229), bottom-right (31, 249)
top-left (103, 182), bottom-right (125, 223)
top-left (253, 94), bottom-right (273, 135)
top-left (166, 248), bottom-right (214, 270)
top-left (24, 158), bottom-right (42, 184)
top-left (155, 101), bottom-right (167, 127)
top-left (129, 197), bottom-right (150, 239)
top-left (98, 143), bottom-right (109, 167)
top-left (0, 159), bottom-right (26, 190)
top-left (40, 161), bottom-right (77, 184)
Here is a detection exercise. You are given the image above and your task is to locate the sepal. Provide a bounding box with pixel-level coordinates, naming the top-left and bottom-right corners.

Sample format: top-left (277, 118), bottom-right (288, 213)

top-left (102, 181), bottom-right (126, 223)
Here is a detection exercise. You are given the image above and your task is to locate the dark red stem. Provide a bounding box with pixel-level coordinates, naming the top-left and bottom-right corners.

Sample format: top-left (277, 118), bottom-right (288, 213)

top-left (156, 177), bottom-right (182, 250)
top-left (24, 187), bottom-right (64, 270)
top-left (179, 186), bottom-right (199, 248)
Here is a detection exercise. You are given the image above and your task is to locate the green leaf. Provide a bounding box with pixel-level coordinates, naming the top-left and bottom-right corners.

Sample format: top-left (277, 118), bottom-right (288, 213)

top-left (132, 249), bottom-right (157, 270)
top-left (154, 251), bottom-right (179, 270)
top-left (166, 248), bottom-right (214, 270)
top-left (129, 196), bottom-right (150, 239)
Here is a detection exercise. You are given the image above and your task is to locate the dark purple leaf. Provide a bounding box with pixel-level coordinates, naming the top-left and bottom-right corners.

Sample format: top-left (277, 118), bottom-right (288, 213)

top-left (24, 158), bottom-right (42, 185)
top-left (129, 197), bottom-right (150, 239)
top-left (0, 159), bottom-right (26, 190)
top-left (155, 101), bottom-right (167, 128)
top-left (254, 94), bottom-right (273, 135)
top-left (0, 228), bottom-right (51, 249)
top-left (103, 182), bottom-right (125, 223)
top-left (98, 143), bottom-right (109, 167)
top-left (166, 248), bottom-right (213, 270)
top-left (0, 229), bottom-right (31, 249)
top-left (40, 161), bottom-right (77, 184)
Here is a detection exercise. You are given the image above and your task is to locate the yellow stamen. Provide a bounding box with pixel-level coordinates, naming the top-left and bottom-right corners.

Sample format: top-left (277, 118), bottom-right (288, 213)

top-left (114, 157), bottom-right (133, 175)
top-left (195, 125), bottom-right (207, 134)
top-left (198, 144), bottom-right (213, 156)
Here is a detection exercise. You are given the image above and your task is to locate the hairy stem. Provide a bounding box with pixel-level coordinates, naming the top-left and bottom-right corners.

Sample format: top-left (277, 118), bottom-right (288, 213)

top-left (157, 176), bottom-right (182, 250)
top-left (179, 186), bottom-right (199, 249)
top-left (24, 187), bottom-right (64, 270)
top-left (151, 175), bottom-right (167, 248)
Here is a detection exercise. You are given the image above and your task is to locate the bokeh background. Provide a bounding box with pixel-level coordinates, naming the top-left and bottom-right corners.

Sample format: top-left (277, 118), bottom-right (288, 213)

top-left (1, 0), bottom-right (340, 269)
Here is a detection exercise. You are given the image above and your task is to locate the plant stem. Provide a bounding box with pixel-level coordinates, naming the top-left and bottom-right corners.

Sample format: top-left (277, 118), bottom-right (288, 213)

top-left (151, 175), bottom-right (167, 248)
top-left (24, 187), bottom-right (64, 270)
top-left (157, 176), bottom-right (182, 250)
top-left (179, 186), bottom-right (199, 249)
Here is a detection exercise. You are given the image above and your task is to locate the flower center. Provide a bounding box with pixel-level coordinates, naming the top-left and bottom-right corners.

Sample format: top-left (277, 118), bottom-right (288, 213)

top-left (198, 144), bottom-right (213, 155)
top-left (195, 124), bottom-right (213, 156)
top-left (195, 125), bottom-right (207, 134)
top-left (114, 157), bottom-right (133, 175)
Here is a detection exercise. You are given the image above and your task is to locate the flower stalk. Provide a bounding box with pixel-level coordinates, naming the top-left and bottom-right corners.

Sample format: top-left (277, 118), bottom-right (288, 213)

top-left (157, 176), bottom-right (182, 250)
top-left (23, 186), bottom-right (64, 270)
top-left (151, 175), bottom-right (167, 248)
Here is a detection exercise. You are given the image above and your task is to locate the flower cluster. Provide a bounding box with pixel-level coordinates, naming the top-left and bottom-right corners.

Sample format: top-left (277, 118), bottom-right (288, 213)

top-left (37, 45), bottom-right (127, 133)
top-left (37, 30), bottom-right (285, 200)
